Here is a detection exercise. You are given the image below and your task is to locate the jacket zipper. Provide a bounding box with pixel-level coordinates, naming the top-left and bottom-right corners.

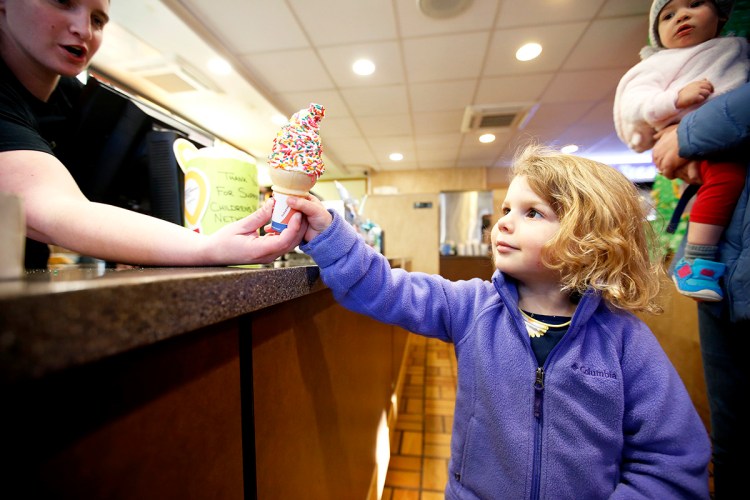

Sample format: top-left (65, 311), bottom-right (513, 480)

top-left (531, 366), bottom-right (544, 500)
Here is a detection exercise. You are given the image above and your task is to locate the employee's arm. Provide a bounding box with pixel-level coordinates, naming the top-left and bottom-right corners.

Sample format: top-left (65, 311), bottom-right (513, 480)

top-left (0, 149), bottom-right (305, 266)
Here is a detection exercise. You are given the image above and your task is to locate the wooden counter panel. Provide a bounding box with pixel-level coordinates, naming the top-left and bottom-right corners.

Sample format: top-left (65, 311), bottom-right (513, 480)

top-left (251, 290), bottom-right (402, 499)
top-left (0, 266), bottom-right (410, 498)
top-left (1, 321), bottom-right (245, 499)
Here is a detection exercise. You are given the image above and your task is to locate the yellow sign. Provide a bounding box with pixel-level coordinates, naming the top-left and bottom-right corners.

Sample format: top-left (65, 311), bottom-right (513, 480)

top-left (173, 138), bottom-right (258, 234)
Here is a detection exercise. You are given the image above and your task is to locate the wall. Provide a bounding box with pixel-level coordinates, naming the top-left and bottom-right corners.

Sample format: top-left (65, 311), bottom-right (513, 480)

top-left (638, 288), bottom-right (709, 429)
top-left (368, 167), bottom-right (491, 194)
top-left (361, 193), bottom-right (440, 275)
top-left (252, 291), bottom-right (409, 499)
top-left (315, 178), bottom-right (367, 204)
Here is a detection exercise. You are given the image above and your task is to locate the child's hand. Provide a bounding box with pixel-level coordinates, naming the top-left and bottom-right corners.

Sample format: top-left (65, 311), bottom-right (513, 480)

top-left (286, 195), bottom-right (333, 242)
top-left (676, 79), bottom-right (713, 109)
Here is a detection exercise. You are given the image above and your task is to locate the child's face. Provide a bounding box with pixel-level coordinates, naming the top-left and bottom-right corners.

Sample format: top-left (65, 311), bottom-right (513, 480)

top-left (490, 176), bottom-right (561, 286)
top-left (657, 0), bottom-right (721, 49)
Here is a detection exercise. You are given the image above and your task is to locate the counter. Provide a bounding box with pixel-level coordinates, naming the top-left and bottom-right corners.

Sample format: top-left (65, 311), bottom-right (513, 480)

top-left (0, 264), bottom-right (323, 381)
top-left (0, 263), bottom-right (410, 499)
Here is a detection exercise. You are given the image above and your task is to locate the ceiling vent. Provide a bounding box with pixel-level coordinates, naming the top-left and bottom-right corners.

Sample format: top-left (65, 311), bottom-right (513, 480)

top-left (127, 55), bottom-right (219, 94)
top-left (460, 103), bottom-right (538, 133)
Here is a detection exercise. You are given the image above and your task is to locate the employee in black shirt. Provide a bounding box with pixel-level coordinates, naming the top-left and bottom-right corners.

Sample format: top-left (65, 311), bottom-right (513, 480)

top-left (0, 0), bottom-right (305, 269)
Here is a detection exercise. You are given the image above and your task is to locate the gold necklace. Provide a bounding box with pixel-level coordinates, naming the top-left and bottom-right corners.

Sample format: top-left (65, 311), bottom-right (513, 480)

top-left (519, 309), bottom-right (572, 338)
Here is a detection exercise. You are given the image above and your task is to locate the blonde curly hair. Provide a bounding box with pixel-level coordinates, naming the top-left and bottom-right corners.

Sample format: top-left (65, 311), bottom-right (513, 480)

top-left (511, 144), bottom-right (667, 314)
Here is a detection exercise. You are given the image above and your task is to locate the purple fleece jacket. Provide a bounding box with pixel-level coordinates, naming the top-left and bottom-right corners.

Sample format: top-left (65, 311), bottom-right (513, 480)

top-left (301, 211), bottom-right (711, 499)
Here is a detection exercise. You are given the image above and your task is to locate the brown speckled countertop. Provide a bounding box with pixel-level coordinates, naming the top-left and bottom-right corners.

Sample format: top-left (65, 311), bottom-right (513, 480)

top-left (0, 263), bottom-right (324, 382)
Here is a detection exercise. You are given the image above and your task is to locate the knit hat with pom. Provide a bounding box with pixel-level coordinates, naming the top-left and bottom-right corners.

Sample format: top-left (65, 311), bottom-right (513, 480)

top-left (642, 0), bottom-right (735, 58)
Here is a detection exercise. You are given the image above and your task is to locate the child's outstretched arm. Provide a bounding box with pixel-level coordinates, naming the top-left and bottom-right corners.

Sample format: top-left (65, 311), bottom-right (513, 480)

top-left (286, 195), bottom-right (333, 242)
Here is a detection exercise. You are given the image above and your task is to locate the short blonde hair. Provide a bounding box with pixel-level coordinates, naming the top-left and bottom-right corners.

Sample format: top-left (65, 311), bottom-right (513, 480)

top-left (512, 144), bottom-right (666, 314)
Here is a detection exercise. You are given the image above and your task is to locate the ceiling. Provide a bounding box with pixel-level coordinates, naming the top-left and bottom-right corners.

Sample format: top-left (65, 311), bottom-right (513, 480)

top-left (91, 0), bottom-right (657, 181)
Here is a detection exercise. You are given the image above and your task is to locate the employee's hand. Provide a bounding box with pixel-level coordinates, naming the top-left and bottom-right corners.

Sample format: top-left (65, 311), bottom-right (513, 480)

top-left (287, 195), bottom-right (332, 242)
top-left (208, 198), bottom-right (307, 264)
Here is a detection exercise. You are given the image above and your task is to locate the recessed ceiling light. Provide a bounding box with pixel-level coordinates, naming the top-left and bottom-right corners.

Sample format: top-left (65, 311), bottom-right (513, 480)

top-left (561, 144), bottom-right (579, 154)
top-left (516, 43), bottom-right (542, 62)
top-left (352, 58), bottom-right (376, 76)
top-left (389, 152), bottom-right (404, 161)
top-left (207, 57), bottom-right (232, 75)
top-left (479, 133), bottom-right (496, 144)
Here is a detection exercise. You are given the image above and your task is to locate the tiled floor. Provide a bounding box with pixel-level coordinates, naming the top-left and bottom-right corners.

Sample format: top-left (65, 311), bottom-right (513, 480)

top-left (382, 334), bottom-right (715, 499)
top-left (383, 335), bottom-right (456, 500)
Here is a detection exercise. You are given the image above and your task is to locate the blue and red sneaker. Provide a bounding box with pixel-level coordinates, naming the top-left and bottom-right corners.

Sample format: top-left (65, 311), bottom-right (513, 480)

top-left (672, 257), bottom-right (725, 302)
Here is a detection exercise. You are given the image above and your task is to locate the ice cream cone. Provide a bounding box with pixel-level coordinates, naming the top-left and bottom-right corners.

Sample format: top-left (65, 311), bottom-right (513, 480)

top-left (266, 103), bottom-right (326, 234)
top-left (267, 169), bottom-right (317, 234)
top-left (269, 169), bottom-right (317, 196)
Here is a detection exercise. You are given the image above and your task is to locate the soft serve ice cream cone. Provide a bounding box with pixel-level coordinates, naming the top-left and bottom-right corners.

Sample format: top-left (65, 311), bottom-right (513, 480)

top-left (267, 103), bottom-right (325, 234)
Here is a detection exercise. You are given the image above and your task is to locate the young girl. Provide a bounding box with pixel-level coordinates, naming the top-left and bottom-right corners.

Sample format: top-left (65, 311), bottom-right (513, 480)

top-left (288, 144), bottom-right (711, 498)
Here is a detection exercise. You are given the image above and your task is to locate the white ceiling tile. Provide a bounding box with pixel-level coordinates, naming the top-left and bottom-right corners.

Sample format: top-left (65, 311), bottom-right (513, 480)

top-left (341, 86), bottom-right (410, 116)
top-left (497, 0), bottom-right (607, 27)
top-left (484, 23), bottom-right (589, 76)
top-left (563, 17), bottom-right (648, 70)
top-left (318, 42), bottom-right (404, 87)
top-left (241, 49), bottom-right (333, 93)
top-left (524, 102), bottom-right (591, 131)
top-left (456, 147), bottom-right (500, 167)
top-left (287, 0), bottom-right (397, 46)
top-left (409, 80), bottom-right (477, 113)
top-left (413, 110), bottom-right (466, 135)
top-left (578, 98), bottom-right (619, 125)
top-left (276, 90), bottom-right (350, 120)
top-left (325, 137), bottom-right (378, 164)
top-left (367, 136), bottom-right (417, 163)
top-left (554, 123), bottom-right (618, 150)
top-left (515, 126), bottom-right (568, 147)
top-left (180, 0), bottom-right (308, 54)
top-left (320, 116), bottom-right (363, 139)
top-left (475, 74), bottom-right (553, 104)
top-left (358, 114), bottom-right (413, 137)
top-left (541, 69), bottom-right (625, 103)
top-left (403, 32), bottom-right (490, 83)
top-left (599, 0), bottom-right (652, 17)
top-left (415, 133), bottom-right (463, 150)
